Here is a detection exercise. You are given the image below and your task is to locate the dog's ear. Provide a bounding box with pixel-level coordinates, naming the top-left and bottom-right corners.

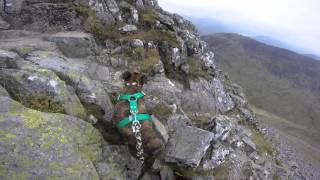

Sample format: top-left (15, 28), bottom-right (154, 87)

top-left (140, 75), bottom-right (148, 85)
top-left (122, 71), bottom-right (132, 81)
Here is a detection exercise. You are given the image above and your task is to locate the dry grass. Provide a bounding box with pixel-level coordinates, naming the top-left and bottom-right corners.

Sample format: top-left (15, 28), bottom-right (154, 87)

top-left (188, 57), bottom-right (211, 80)
top-left (125, 48), bottom-right (160, 73)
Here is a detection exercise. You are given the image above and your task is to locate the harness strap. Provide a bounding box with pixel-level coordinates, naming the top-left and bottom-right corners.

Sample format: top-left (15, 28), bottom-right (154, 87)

top-left (117, 114), bottom-right (151, 129)
top-left (117, 91), bottom-right (151, 129)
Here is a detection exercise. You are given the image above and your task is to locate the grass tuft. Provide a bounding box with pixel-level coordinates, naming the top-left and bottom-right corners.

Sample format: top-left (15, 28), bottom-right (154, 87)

top-left (188, 57), bottom-right (211, 80)
top-left (126, 48), bottom-right (160, 73)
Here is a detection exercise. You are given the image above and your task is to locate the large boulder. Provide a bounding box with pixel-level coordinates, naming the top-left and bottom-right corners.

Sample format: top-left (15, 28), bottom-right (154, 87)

top-left (43, 32), bottom-right (99, 58)
top-left (0, 67), bottom-right (87, 119)
top-left (25, 51), bottom-right (114, 122)
top-left (165, 115), bottom-right (214, 168)
top-left (0, 96), bottom-right (103, 179)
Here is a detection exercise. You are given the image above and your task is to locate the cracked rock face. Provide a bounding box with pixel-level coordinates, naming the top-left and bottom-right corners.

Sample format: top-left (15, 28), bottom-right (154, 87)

top-left (0, 0), bottom-right (297, 179)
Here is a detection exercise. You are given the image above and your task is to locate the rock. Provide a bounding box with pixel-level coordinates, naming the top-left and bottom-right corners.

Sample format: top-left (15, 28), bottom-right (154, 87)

top-left (134, 0), bottom-right (144, 9)
top-left (119, 1), bottom-right (139, 24)
top-left (0, 37), bottom-right (57, 56)
top-left (24, 51), bottom-right (114, 122)
top-left (0, 16), bottom-right (10, 30)
top-left (0, 30), bottom-right (41, 40)
top-left (0, 68), bottom-right (87, 119)
top-left (181, 78), bottom-right (234, 115)
top-left (1, 0), bottom-right (24, 14)
top-left (156, 12), bottom-right (175, 28)
top-left (143, 74), bottom-right (183, 105)
top-left (0, 49), bottom-right (20, 68)
top-left (242, 136), bottom-right (257, 154)
top-left (74, 0), bottom-right (121, 24)
top-left (0, 96), bottom-right (103, 179)
top-left (0, 85), bottom-right (9, 96)
top-left (202, 144), bottom-right (233, 170)
top-left (96, 144), bottom-right (141, 180)
top-left (130, 39), bottom-right (144, 48)
top-left (208, 115), bottom-right (235, 141)
top-left (165, 115), bottom-right (214, 168)
top-left (43, 31), bottom-right (98, 58)
top-left (119, 24), bottom-right (138, 32)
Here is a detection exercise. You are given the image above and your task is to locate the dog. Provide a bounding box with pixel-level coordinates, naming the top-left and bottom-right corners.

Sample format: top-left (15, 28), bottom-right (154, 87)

top-left (112, 71), bottom-right (166, 179)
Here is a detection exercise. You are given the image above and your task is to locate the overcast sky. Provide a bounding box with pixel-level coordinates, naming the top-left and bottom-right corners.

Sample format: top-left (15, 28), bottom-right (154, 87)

top-left (158, 0), bottom-right (320, 56)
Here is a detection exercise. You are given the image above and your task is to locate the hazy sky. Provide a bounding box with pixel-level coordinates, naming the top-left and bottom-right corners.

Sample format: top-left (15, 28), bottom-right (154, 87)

top-left (158, 0), bottom-right (320, 55)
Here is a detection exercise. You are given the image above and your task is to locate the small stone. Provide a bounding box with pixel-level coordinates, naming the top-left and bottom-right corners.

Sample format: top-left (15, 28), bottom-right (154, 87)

top-left (130, 39), bottom-right (144, 48)
top-left (119, 24), bottom-right (138, 32)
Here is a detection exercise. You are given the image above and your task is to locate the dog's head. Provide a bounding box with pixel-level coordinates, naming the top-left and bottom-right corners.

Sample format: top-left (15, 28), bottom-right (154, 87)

top-left (121, 71), bottom-right (147, 94)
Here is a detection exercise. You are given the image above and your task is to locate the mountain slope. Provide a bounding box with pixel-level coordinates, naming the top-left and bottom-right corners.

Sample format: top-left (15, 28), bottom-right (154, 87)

top-left (202, 33), bottom-right (320, 132)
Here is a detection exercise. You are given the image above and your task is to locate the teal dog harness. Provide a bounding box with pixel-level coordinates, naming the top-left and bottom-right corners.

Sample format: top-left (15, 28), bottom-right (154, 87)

top-left (117, 91), bottom-right (151, 129)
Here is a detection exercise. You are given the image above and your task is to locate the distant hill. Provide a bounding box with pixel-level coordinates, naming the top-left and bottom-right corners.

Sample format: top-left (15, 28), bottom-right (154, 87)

top-left (202, 33), bottom-right (320, 131)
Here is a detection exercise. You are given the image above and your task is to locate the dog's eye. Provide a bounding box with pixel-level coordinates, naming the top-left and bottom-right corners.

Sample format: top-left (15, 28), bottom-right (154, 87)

top-left (126, 83), bottom-right (131, 86)
top-left (132, 82), bottom-right (137, 86)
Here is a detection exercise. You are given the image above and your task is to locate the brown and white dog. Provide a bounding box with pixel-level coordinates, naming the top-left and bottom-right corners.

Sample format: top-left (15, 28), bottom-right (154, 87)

top-left (112, 71), bottom-right (166, 179)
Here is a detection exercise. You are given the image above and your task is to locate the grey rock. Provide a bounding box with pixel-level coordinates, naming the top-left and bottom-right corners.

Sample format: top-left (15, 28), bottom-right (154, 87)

top-left (119, 1), bottom-right (139, 24)
top-left (249, 152), bottom-right (265, 165)
top-left (43, 31), bottom-right (98, 58)
top-left (0, 49), bottom-right (20, 68)
top-left (181, 78), bottom-right (234, 115)
top-left (0, 85), bottom-right (9, 96)
top-left (202, 144), bottom-right (232, 170)
top-left (74, 0), bottom-right (120, 24)
top-left (143, 74), bottom-right (183, 105)
top-left (242, 136), bottom-right (257, 154)
top-left (0, 16), bottom-right (10, 30)
top-left (0, 96), bottom-right (103, 179)
top-left (0, 30), bottom-right (41, 39)
top-left (208, 115), bottom-right (235, 141)
top-left (119, 24), bottom-right (138, 32)
top-left (96, 144), bottom-right (141, 180)
top-left (0, 68), bottom-right (87, 119)
top-left (135, 0), bottom-right (144, 8)
top-left (24, 51), bottom-right (114, 122)
top-left (0, 37), bottom-right (57, 56)
top-left (165, 115), bottom-right (214, 168)
top-left (1, 0), bottom-right (25, 14)
top-left (156, 12), bottom-right (175, 28)
top-left (130, 39), bottom-right (144, 48)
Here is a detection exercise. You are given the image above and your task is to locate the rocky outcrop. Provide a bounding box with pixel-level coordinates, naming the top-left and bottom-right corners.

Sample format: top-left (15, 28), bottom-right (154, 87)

top-left (0, 0), bottom-right (300, 179)
top-left (0, 96), bottom-right (103, 179)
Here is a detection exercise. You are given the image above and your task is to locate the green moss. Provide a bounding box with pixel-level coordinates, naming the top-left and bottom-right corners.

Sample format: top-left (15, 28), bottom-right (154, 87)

top-left (19, 47), bottom-right (33, 56)
top-left (126, 48), bottom-right (160, 73)
top-left (0, 166), bottom-right (6, 177)
top-left (188, 57), bottom-right (211, 80)
top-left (273, 174), bottom-right (281, 180)
top-left (15, 95), bottom-right (66, 114)
top-left (252, 131), bottom-right (273, 156)
top-left (18, 109), bottom-right (43, 129)
top-left (0, 130), bottom-right (16, 141)
top-left (17, 155), bottom-right (33, 168)
top-left (7, 171), bottom-right (28, 179)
